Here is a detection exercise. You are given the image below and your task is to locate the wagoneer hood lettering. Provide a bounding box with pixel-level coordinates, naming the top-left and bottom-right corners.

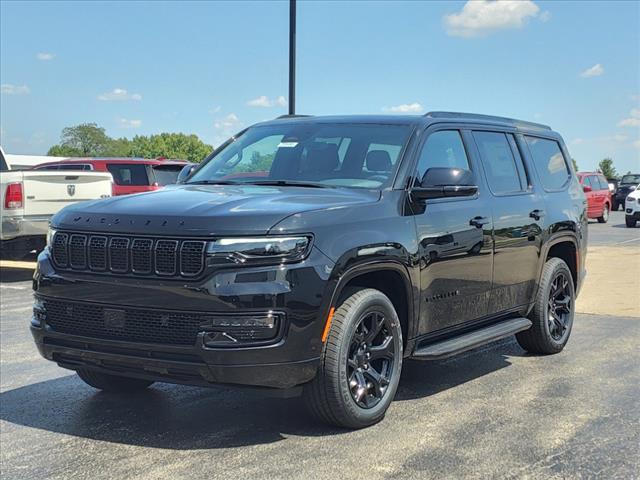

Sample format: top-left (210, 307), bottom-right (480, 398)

top-left (51, 184), bottom-right (380, 236)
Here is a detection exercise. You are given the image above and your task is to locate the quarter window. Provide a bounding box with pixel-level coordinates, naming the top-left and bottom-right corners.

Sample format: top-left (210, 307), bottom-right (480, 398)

top-left (416, 130), bottom-right (470, 184)
top-left (106, 163), bottom-right (150, 186)
top-left (525, 137), bottom-right (570, 190)
top-left (473, 131), bottom-right (527, 194)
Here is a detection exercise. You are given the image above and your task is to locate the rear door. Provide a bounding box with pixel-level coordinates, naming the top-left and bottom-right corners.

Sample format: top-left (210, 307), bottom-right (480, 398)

top-left (471, 130), bottom-right (545, 313)
top-left (22, 172), bottom-right (112, 216)
top-left (583, 176), bottom-right (597, 216)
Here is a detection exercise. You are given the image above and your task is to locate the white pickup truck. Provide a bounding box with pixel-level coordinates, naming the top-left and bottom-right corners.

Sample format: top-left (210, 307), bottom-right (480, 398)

top-left (1, 147), bottom-right (113, 259)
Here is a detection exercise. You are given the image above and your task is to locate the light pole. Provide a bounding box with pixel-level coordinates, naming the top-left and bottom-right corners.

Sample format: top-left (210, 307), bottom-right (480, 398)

top-left (288, 0), bottom-right (296, 115)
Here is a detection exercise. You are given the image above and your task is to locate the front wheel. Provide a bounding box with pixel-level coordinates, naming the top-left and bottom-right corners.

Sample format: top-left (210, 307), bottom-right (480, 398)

top-left (597, 204), bottom-right (609, 223)
top-left (626, 215), bottom-right (637, 228)
top-left (304, 288), bottom-right (403, 429)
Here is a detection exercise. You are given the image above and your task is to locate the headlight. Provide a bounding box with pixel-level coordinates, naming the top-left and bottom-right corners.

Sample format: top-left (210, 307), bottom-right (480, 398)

top-left (46, 227), bottom-right (57, 248)
top-left (206, 236), bottom-right (311, 265)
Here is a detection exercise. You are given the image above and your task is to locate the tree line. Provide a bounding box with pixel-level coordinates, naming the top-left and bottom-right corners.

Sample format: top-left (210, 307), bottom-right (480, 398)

top-left (47, 123), bottom-right (212, 163)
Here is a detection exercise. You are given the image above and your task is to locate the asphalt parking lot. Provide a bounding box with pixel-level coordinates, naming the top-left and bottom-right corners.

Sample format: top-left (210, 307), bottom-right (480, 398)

top-left (1, 210), bottom-right (639, 480)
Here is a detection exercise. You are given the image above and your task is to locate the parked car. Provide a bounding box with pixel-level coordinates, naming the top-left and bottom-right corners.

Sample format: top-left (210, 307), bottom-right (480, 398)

top-left (613, 173), bottom-right (640, 211)
top-left (624, 184), bottom-right (640, 227)
top-left (33, 158), bottom-right (192, 196)
top-left (0, 147), bottom-right (112, 259)
top-left (577, 172), bottom-right (611, 223)
top-left (32, 112), bottom-right (587, 429)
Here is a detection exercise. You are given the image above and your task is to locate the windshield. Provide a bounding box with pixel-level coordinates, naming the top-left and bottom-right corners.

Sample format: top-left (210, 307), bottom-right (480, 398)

top-left (153, 165), bottom-right (185, 186)
top-left (188, 123), bottom-right (413, 189)
top-left (620, 174), bottom-right (640, 184)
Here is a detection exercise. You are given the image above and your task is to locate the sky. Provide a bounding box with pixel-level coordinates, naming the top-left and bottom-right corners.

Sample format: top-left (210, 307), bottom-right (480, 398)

top-left (1, 0), bottom-right (639, 174)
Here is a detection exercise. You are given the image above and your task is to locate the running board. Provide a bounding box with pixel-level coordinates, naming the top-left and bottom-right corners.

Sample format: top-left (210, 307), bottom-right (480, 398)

top-left (412, 317), bottom-right (532, 360)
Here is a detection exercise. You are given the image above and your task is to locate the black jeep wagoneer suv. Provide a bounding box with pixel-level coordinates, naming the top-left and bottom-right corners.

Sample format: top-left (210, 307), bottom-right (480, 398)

top-left (32, 112), bottom-right (587, 428)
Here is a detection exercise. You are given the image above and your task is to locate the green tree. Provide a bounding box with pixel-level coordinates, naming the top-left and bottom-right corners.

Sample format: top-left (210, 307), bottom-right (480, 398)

top-left (47, 125), bottom-right (212, 162)
top-left (598, 158), bottom-right (618, 179)
top-left (48, 123), bottom-right (113, 156)
top-left (571, 158), bottom-right (579, 172)
top-left (127, 133), bottom-right (212, 162)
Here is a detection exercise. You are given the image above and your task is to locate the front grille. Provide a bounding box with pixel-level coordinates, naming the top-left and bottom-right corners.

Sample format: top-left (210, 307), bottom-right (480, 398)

top-left (41, 298), bottom-right (283, 347)
top-left (51, 232), bottom-right (206, 279)
top-left (43, 299), bottom-right (204, 346)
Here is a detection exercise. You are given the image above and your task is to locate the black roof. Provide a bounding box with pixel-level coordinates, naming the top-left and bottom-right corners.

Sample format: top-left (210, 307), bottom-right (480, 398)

top-left (264, 111), bottom-right (553, 133)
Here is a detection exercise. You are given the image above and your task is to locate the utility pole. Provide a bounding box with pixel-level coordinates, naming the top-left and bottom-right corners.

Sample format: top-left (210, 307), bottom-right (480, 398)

top-left (288, 0), bottom-right (296, 115)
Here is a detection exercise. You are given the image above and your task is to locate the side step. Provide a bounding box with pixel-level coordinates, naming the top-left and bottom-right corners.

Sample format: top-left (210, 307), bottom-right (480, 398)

top-left (412, 317), bottom-right (532, 360)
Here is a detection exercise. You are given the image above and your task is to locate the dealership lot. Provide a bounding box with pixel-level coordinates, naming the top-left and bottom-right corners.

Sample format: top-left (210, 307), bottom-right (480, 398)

top-left (1, 211), bottom-right (638, 480)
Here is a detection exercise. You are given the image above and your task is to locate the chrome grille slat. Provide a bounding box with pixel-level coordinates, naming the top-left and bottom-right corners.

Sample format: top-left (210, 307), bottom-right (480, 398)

top-left (51, 232), bottom-right (206, 279)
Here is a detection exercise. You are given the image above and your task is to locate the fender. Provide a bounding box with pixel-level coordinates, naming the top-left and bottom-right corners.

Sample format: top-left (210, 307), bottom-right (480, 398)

top-left (534, 231), bottom-right (581, 297)
top-left (316, 252), bottom-right (419, 352)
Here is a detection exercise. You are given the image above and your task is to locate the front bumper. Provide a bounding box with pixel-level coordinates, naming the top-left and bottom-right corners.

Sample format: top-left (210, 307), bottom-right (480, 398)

top-left (1, 214), bottom-right (51, 241)
top-left (31, 246), bottom-right (337, 389)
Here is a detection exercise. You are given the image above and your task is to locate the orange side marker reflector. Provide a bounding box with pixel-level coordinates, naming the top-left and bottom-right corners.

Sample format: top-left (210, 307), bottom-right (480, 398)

top-left (321, 307), bottom-right (336, 343)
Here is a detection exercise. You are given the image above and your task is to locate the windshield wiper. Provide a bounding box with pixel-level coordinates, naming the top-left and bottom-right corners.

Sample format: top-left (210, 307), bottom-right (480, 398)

top-left (186, 180), bottom-right (242, 185)
top-left (247, 180), bottom-right (332, 188)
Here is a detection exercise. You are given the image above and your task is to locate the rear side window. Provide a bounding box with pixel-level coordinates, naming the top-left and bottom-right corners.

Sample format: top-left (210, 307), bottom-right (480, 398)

top-left (416, 130), bottom-right (470, 183)
top-left (525, 137), bottom-right (570, 190)
top-left (597, 176), bottom-right (609, 190)
top-left (106, 163), bottom-right (150, 186)
top-left (152, 165), bottom-right (184, 186)
top-left (473, 131), bottom-right (527, 194)
top-left (582, 176), bottom-right (592, 188)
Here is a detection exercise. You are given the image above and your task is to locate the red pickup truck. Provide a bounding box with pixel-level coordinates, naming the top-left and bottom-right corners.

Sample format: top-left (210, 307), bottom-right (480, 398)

top-left (33, 158), bottom-right (191, 196)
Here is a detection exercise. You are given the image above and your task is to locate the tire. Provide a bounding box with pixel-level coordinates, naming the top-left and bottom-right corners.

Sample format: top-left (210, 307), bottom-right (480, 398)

top-left (77, 369), bottom-right (154, 392)
top-left (303, 288), bottom-right (403, 429)
top-left (612, 201), bottom-right (619, 211)
top-left (626, 216), bottom-right (637, 228)
top-left (516, 258), bottom-right (575, 354)
top-left (597, 204), bottom-right (609, 223)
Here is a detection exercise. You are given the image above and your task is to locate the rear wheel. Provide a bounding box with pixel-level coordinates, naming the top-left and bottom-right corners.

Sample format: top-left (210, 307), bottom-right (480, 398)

top-left (626, 215), bottom-right (637, 228)
top-left (597, 204), bottom-right (609, 223)
top-left (77, 369), bottom-right (154, 392)
top-left (612, 200), bottom-right (619, 211)
top-left (304, 288), bottom-right (403, 429)
top-left (516, 258), bottom-right (574, 354)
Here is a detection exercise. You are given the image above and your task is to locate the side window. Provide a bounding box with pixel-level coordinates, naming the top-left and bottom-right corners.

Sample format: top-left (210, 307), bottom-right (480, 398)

top-left (473, 131), bottom-right (526, 194)
top-left (597, 176), bottom-right (609, 191)
top-left (106, 164), bottom-right (150, 186)
top-left (525, 136), bottom-right (570, 190)
top-left (416, 130), bottom-right (470, 184)
top-left (583, 176), bottom-right (592, 188)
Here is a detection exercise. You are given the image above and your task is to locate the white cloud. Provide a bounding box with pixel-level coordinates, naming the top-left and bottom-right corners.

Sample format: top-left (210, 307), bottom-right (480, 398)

top-left (633, 140), bottom-right (640, 149)
top-left (247, 95), bottom-right (287, 108)
top-left (382, 102), bottom-right (424, 113)
top-left (444, 0), bottom-right (541, 38)
top-left (631, 94), bottom-right (640, 102)
top-left (117, 118), bottom-right (142, 128)
top-left (1, 84), bottom-right (30, 95)
top-left (571, 138), bottom-right (585, 145)
top-left (618, 108), bottom-right (640, 127)
top-left (539, 10), bottom-right (551, 22)
top-left (98, 88), bottom-right (142, 101)
top-left (580, 64), bottom-right (604, 78)
top-left (36, 52), bottom-right (55, 61)
top-left (214, 113), bottom-right (240, 130)
top-left (209, 105), bottom-right (221, 114)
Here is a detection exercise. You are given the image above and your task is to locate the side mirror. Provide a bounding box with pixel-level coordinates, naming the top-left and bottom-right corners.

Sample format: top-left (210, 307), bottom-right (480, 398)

top-left (411, 167), bottom-right (478, 200)
top-left (582, 185), bottom-right (592, 193)
top-left (176, 164), bottom-right (196, 184)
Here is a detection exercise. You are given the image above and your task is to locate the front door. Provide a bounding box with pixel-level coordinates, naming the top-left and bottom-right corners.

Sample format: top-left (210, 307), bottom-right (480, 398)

top-left (410, 129), bottom-right (494, 336)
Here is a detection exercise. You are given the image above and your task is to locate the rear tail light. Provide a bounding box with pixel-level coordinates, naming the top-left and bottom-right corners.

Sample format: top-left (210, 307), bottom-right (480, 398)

top-left (4, 182), bottom-right (23, 209)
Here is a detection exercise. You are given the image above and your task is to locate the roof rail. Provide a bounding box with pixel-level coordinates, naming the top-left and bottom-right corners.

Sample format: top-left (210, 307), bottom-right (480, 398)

top-left (276, 114), bottom-right (313, 119)
top-left (424, 111), bottom-right (551, 131)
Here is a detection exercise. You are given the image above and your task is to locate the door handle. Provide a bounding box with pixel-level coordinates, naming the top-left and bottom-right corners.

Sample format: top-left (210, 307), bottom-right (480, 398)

top-left (469, 216), bottom-right (490, 228)
top-left (529, 209), bottom-right (545, 221)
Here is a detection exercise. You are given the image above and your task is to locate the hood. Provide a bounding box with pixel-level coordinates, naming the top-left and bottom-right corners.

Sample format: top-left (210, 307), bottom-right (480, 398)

top-left (52, 184), bottom-right (380, 236)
